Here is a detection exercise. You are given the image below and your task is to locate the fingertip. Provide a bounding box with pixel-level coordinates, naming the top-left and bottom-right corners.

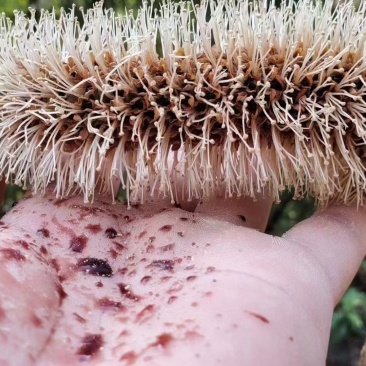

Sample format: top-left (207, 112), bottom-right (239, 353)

top-left (284, 204), bottom-right (366, 304)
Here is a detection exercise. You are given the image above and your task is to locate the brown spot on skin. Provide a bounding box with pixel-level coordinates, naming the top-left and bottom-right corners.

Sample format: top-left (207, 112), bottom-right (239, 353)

top-left (0, 248), bottom-right (26, 261)
top-left (206, 266), bottom-right (216, 273)
top-left (50, 259), bottom-right (60, 273)
top-left (245, 311), bottom-right (270, 324)
top-left (77, 334), bottom-right (104, 357)
top-left (77, 258), bottom-right (114, 277)
top-left (36, 228), bottom-right (50, 238)
top-left (160, 243), bottom-right (175, 252)
top-left (187, 275), bottom-right (197, 282)
top-left (72, 205), bottom-right (105, 220)
top-left (159, 225), bottom-right (172, 232)
top-left (180, 217), bottom-right (188, 221)
top-left (238, 215), bottom-right (247, 222)
top-left (55, 282), bottom-right (67, 303)
top-left (15, 240), bottom-right (30, 250)
top-left (128, 270), bottom-right (137, 277)
top-left (0, 221), bottom-right (5, 225)
top-left (118, 283), bottom-right (141, 302)
top-left (105, 227), bottom-right (117, 238)
top-left (50, 198), bottom-right (69, 207)
top-left (97, 297), bottom-right (126, 311)
top-left (168, 296), bottom-right (178, 304)
top-left (191, 302), bottom-right (198, 307)
top-left (124, 215), bottom-right (134, 223)
top-left (177, 232), bottom-right (184, 237)
top-left (140, 276), bottom-right (152, 284)
top-left (161, 276), bottom-right (172, 283)
top-left (136, 304), bottom-right (155, 323)
top-left (73, 313), bottom-right (87, 324)
top-left (30, 313), bottom-right (43, 328)
top-left (84, 224), bottom-right (102, 234)
top-left (120, 351), bottom-right (137, 364)
top-left (138, 230), bottom-right (147, 239)
top-left (146, 244), bottom-right (155, 253)
top-left (113, 241), bottom-right (126, 251)
top-left (95, 281), bottom-right (103, 288)
top-left (69, 235), bottom-right (88, 253)
top-left (185, 265), bottom-right (195, 270)
top-left (40, 246), bottom-right (48, 255)
top-left (51, 217), bottom-right (77, 238)
top-left (117, 267), bottom-right (128, 276)
top-left (203, 291), bottom-right (213, 297)
top-left (109, 248), bottom-right (119, 260)
top-left (53, 198), bottom-right (70, 207)
top-left (289, 336), bottom-right (294, 342)
top-left (148, 259), bottom-right (175, 271)
top-left (0, 305), bottom-right (5, 322)
top-left (150, 333), bottom-right (173, 349)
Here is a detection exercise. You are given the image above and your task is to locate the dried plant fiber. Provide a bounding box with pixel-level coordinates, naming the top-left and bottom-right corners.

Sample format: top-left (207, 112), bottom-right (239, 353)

top-left (0, 0), bottom-right (366, 205)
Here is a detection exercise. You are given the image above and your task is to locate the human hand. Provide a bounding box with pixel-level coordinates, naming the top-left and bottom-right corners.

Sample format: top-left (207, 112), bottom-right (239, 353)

top-left (0, 193), bottom-right (365, 365)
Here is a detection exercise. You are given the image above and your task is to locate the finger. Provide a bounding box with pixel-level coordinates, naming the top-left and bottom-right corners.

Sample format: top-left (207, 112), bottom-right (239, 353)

top-left (283, 204), bottom-right (366, 304)
top-left (194, 195), bottom-right (273, 231)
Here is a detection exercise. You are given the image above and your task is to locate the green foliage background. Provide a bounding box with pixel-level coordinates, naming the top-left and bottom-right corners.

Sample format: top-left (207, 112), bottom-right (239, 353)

top-left (0, 0), bottom-right (364, 364)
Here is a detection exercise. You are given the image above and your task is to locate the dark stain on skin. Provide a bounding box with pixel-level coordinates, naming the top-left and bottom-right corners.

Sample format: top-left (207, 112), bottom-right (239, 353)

top-left (77, 258), bottom-right (114, 277)
top-left (245, 311), bottom-right (270, 324)
top-left (146, 244), bottom-right (155, 253)
top-left (118, 283), bottom-right (141, 302)
top-left (180, 217), bottom-right (188, 221)
top-left (206, 266), bottom-right (216, 273)
top-left (69, 235), bottom-right (88, 253)
top-left (289, 336), bottom-right (294, 342)
top-left (36, 228), bottom-right (50, 238)
top-left (109, 248), bottom-right (119, 259)
top-left (73, 313), bottom-right (87, 324)
top-left (55, 281), bottom-right (68, 302)
top-left (160, 243), bottom-right (175, 252)
top-left (168, 296), bottom-right (178, 304)
top-left (120, 351), bottom-right (137, 364)
top-left (159, 225), bottom-right (172, 232)
top-left (105, 227), bottom-right (118, 238)
top-left (0, 305), bottom-right (5, 322)
top-left (85, 224), bottom-right (102, 234)
top-left (40, 246), bottom-right (48, 255)
top-left (0, 248), bottom-right (26, 261)
top-left (140, 276), bottom-right (152, 284)
top-left (118, 267), bottom-right (128, 276)
top-left (97, 297), bottom-right (126, 311)
top-left (72, 205), bottom-right (105, 220)
top-left (177, 232), bottom-right (184, 237)
top-left (150, 333), bottom-right (173, 349)
top-left (124, 215), bottom-right (134, 223)
top-left (50, 258), bottom-right (60, 273)
top-left (30, 313), bottom-right (43, 328)
top-left (15, 240), bottom-right (30, 250)
top-left (135, 304), bottom-right (155, 323)
top-left (238, 215), bottom-right (247, 222)
top-left (187, 275), bottom-right (197, 282)
top-left (53, 198), bottom-right (70, 207)
top-left (138, 230), bottom-right (147, 239)
top-left (113, 241), bottom-right (126, 251)
top-left (148, 259), bottom-right (175, 271)
top-left (77, 334), bottom-right (104, 357)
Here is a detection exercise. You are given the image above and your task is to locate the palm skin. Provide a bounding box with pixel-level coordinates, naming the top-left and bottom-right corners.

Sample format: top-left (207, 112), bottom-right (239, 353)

top-left (0, 193), bottom-right (365, 365)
